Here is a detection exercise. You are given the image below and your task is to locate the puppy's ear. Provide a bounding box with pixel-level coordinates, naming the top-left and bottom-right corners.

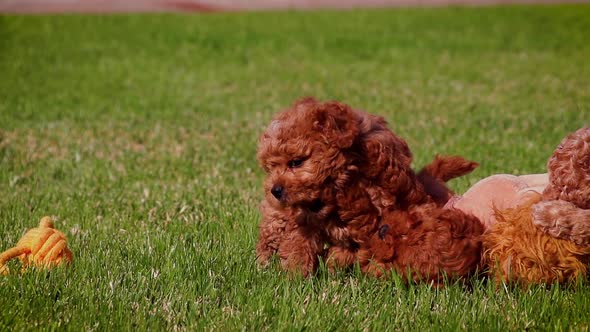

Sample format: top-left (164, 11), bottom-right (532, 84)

top-left (310, 101), bottom-right (359, 148)
top-left (294, 96), bottom-right (318, 106)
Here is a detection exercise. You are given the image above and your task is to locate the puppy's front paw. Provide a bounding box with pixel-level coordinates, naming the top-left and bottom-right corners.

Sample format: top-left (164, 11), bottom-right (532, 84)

top-left (279, 256), bottom-right (315, 277)
top-left (325, 245), bottom-right (357, 272)
top-left (255, 242), bottom-right (278, 268)
top-left (532, 201), bottom-right (562, 227)
top-left (255, 253), bottom-right (271, 268)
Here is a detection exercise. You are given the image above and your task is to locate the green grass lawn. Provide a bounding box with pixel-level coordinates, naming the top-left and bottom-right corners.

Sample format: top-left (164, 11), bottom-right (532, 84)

top-left (1, 5), bottom-right (590, 330)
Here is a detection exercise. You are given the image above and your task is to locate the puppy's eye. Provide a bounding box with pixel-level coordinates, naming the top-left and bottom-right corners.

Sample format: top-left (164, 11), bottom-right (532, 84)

top-left (288, 158), bottom-right (304, 168)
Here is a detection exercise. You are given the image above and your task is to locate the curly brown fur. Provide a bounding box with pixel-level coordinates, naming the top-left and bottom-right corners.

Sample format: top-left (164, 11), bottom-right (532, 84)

top-left (531, 127), bottom-right (590, 246)
top-left (483, 196), bottom-right (590, 285)
top-left (356, 204), bottom-right (484, 285)
top-left (542, 127), bottom-right (590, 209)
top-left (256, 98), bottom-right (478, 277)
top-left (533, 200), bottom-right (590, 246)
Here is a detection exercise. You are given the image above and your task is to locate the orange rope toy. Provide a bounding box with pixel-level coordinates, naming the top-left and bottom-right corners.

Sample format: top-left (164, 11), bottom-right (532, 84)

top-left (0, 216), bottom-right (73, 275)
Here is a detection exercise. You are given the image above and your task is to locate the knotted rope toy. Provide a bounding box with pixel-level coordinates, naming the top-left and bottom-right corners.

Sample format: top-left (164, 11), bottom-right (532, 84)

top-left (0, 216), bottom-right (73, 275)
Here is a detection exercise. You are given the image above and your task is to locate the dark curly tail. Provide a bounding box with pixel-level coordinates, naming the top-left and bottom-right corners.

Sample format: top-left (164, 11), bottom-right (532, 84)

top-left (417, 155), bottom-right (479, 206)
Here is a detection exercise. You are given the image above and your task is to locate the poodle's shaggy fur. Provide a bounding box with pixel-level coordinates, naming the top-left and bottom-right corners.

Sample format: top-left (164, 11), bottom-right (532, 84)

top-left (533, 200), bottom-right (590, 246)
top-left (541, 127), bottom-right (590, 209)
top-left (483, 127), bottom-right (590, 285)
top-left (484, 196), bottom-right (590, 284)
top-left (255, 98), bottom-right (481, 279)
top-left (533, 127), bottom-right (590, 246)
top-left (356, 203), bottom-right (483, 284)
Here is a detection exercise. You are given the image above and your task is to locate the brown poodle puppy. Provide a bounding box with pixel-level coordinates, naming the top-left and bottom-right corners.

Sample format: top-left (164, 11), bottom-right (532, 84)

top-left (256, 98), bottom-right (479, 277)
top-left (483, 127), bottom-right (590, 285)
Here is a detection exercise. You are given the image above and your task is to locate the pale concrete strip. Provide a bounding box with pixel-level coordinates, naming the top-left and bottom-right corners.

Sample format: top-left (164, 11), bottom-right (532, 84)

top-left (0, 0), bottom-right (588, 13)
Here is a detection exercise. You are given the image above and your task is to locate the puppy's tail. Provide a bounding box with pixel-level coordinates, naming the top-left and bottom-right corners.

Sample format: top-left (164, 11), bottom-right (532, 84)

top-left (417, 155), bottom-right (479, 205)
top-left (419, 154), bottom-right (479, 182)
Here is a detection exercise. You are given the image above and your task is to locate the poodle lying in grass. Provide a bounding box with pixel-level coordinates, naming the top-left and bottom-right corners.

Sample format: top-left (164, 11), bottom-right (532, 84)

top-left (255, 98), bottom-right (482, 282)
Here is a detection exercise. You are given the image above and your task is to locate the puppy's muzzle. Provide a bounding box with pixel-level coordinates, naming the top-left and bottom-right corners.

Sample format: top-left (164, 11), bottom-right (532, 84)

top-left (271, 184), bottom-right (284, 200)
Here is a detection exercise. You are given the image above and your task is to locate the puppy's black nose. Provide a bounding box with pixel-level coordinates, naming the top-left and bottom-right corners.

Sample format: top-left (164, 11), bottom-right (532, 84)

top-left (271, 185), bottom-right (284, 200)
